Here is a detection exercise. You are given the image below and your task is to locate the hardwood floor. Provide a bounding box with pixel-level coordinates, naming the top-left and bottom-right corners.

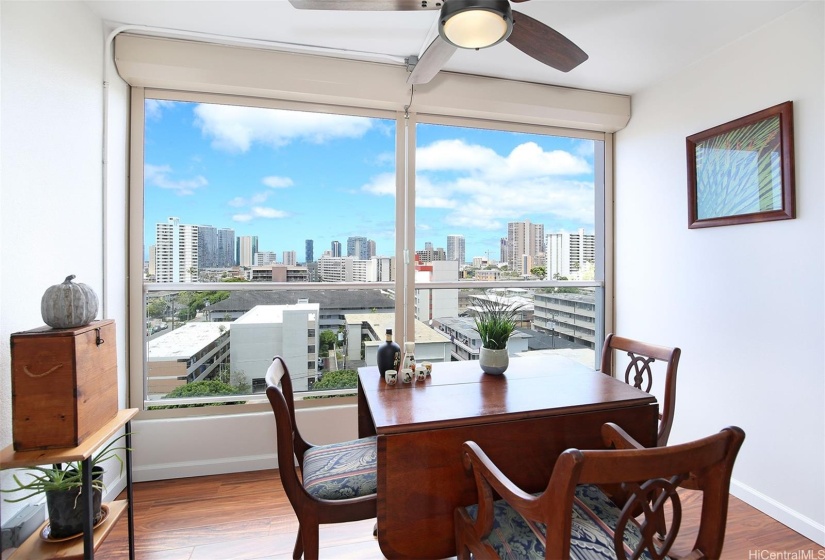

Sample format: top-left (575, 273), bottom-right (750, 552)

top-left (90, 469), bottom-right (822, 559)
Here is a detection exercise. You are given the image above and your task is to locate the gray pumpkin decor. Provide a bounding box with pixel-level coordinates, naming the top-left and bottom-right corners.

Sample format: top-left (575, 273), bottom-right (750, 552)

top-left (41, 275), bottom-right (99, 329)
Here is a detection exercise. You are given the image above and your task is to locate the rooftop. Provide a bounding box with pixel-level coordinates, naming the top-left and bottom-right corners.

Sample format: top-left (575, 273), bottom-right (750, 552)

top-left (148, 322), bottom-right (229, 360)
top-left (207, 289), bottom-right (395, 313)
top-left (347, 312), bottom-right (451, 345)
top-left (235, 303), bottom-right (319, 324)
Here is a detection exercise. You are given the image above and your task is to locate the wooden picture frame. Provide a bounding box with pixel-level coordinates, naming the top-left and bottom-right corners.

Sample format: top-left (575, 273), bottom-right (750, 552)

top-left (687, 101), bottom-right (795, 228)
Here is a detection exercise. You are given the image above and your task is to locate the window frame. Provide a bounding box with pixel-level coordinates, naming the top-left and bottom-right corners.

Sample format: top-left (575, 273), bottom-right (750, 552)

top-left (129, 87), bottom-right (613, 416)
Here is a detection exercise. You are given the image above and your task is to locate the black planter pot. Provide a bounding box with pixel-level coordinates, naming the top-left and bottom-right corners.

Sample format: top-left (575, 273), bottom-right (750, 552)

top-left (45, 466), bottom-right (104, 539)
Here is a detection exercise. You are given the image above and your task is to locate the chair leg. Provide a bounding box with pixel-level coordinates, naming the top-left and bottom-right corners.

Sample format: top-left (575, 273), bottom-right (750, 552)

top-left (292, 526), bottom-right (304, 560)
top-left (302, 521), bottom-right (320, 560)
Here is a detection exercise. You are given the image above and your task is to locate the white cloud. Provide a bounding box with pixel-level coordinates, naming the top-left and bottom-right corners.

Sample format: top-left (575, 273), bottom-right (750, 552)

top-left (360, 173), bottom-right (396, 197)
top-left (417, 139), bottom-right (590, 179)
top-left (232, 213), bottom-right (253, 222)
top-left (144, 164), bottom-right (207, 196)
top-left (145, 99), bottom-right (175, 120)
top-left (262, 176), bottom-right (294, 189)
top-left (361, 139), bottom-right (595, 230)
top-left (194, 104), bottom-right (373, 153)
top-left (251, 207), bottom-right (289, 219)
top-left (228, 197), bottom-right (246, 208)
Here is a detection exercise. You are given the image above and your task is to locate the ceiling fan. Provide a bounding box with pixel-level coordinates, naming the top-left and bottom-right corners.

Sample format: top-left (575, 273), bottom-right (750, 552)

top-left (288, 0), bottom-right (588, 85)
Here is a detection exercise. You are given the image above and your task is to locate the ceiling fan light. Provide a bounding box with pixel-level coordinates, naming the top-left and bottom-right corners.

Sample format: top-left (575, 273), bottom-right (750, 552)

top-left (439, 0), bottom-right (513, 50)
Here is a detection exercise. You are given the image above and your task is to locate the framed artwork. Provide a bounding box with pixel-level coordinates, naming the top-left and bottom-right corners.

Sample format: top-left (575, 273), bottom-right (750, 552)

top-left (686, 101), bottom-right (795, 228)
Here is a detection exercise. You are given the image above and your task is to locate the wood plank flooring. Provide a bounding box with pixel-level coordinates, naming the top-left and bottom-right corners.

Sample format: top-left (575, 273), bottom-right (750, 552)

top-left (91, 469), bottom-right (822, 559)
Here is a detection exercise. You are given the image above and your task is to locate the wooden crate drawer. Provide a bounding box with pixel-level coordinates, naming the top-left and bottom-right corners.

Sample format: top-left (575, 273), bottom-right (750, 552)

top-left (11, 319), bottom-right (118, 451)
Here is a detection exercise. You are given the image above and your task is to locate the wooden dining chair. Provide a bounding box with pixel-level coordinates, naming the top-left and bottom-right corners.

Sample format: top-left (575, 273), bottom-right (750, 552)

top-left (265, 356), bottom-right (377, 560)
top-left (455, 422), bottom-right (745, 560)
top-left (600, 334), bottom-right (681, 447)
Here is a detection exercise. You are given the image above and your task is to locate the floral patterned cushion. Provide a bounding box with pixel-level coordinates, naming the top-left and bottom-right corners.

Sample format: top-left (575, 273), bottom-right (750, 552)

top-left (302, 436), bottom-right (378, 500)
top-left (464, 484), bottom-right (659, 560)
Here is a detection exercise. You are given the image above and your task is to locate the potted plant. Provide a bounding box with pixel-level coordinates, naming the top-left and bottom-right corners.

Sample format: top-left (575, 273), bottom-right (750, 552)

top-left (471, 296), bottom-right (525, 375)
top-left (2, 434), bottom-right (128, 539)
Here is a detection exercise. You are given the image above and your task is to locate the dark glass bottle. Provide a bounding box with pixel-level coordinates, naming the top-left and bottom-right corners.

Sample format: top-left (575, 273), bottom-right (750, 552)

top-left (376, 328), bottom-right (401, 376)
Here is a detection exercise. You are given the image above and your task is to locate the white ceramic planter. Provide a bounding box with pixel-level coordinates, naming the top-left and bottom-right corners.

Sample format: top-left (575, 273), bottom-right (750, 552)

top-left (479, 346), bottom-right (509, 375)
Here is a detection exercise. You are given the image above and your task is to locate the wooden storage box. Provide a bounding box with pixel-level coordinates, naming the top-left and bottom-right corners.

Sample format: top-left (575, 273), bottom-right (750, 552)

top-left (11, 319), bottom-right (118, 451)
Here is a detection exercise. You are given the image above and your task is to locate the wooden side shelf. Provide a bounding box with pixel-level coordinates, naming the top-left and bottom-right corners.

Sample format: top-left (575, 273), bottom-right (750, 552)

top-left (0, 409), bottom-right (138, 560)
top-left (8, 500), bottom-right (127, 560)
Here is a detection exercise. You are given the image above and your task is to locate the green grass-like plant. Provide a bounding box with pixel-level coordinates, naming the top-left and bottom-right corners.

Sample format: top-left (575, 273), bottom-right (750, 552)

top-left (1, 434), bottom-right (129, 503)
top-left (471, 297), bottom-right (525, 350)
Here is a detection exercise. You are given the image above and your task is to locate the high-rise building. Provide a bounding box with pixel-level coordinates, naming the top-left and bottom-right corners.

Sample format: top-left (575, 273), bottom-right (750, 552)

top-left (148, 245), bottom-right (156, 280)
top-left (282, 250), bottom-right (297, 266)
top-left (425, 241), bottom-right (433, 251)
top-left (446, 234), bottom-right (465, 265)
top-left (500, 238), bottom-right (508, 265)
top-left (546, 228), bottom-right (596, 280)
top-left (197, 226), bottom-right (236, 268)
top-left (198, 225), bottom-right (219, 268)
top-left (305, 239), bottom-right (314, 263)
top-left (217, 228), bottom-right (235, 267)
top-left (347, 236), bottom-right (369, 260)
top-left (507, 220), bottom-right (544, 275)
top-left (155, 217), bottom-right (199, 283)
top-left (331, 240), bottom-right (341, 257)
top-left (367, 239), bottom-right (376, 258)
top-left (236, 236), bottom-right (258, 267)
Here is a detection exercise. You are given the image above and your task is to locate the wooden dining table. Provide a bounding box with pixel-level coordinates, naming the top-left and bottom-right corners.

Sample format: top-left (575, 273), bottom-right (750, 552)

top-left (357, 353), bottom-right (659, 559)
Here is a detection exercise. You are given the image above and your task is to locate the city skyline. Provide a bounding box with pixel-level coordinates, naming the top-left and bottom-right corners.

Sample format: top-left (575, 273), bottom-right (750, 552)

top-left (144, 100), bottom-right (597, 262)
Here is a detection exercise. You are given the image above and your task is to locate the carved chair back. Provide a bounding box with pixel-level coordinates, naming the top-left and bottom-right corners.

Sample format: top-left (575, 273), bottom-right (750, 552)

top-left (600, 334), bottom-right (681, 447)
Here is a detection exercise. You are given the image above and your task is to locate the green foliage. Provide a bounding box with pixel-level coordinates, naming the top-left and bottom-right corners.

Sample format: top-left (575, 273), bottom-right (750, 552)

top-left (2, 434), bottom-right (128, 502)
top-left (530, 266), bottom-right (547, 279)
top-left (165, 380), bottom-right (237, 398)
top-left (146, 299), bottom-right (168, 318)
top-left (148, 379), bottom-right (247, 409)
top-left (175, 290), bottom-right (231, 321)
top-left (319, 330), bottom-right (338, 357)
top-left (312, 369), bottom-right (357, 390)
top-left (221, 277), bottom-right (248, 283)
top-left (471, 297), bottom-right (525, 350)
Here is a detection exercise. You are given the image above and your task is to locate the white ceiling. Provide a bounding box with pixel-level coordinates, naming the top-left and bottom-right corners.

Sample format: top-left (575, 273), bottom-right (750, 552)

top-left (85, 0), bottom-right (805, 95)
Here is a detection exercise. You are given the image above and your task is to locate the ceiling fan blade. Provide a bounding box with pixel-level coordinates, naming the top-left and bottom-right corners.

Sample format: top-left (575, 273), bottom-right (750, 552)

top-left (289, 0), bottom-right (439, 10)
top-left (507, 9), bottom-right (588, 72)
top-left (407, 35), bottom-right (458, 85)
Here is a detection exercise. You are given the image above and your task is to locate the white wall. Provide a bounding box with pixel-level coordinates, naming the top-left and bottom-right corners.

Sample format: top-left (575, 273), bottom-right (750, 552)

top-left (0, 1), bottom-right (130, 522)
top-left (615, 1), bottom-right (824, 544)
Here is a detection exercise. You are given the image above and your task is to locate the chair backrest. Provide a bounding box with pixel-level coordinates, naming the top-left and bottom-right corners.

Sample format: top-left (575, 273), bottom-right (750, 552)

top-left (265, 356), bottom-right (312, 506)
top-left (461, 423), bottom-right (744, 560)
top-left (600, 333), bottom-right (681, 446)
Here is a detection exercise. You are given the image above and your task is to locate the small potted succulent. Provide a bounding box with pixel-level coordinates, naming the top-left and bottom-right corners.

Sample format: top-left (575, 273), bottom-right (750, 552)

top-left (2, 435), bottom-right (127, 539)
top-left (471, 296), bottom-right (525, 375)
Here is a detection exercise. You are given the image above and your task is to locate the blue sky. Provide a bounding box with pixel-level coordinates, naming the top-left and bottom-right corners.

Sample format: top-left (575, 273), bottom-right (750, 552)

top-left (144, 99), bottom-right (596, 262)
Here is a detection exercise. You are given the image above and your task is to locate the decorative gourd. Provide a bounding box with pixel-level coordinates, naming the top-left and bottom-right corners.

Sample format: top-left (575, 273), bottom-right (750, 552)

top-left (41, 275), bottom-right (99, 329)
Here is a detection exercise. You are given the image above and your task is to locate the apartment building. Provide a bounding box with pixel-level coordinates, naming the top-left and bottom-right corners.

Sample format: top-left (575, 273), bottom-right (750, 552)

top-left (507, 220), bottom-right (544, 275)
top-left (546, 228), bottom-right (596, 280)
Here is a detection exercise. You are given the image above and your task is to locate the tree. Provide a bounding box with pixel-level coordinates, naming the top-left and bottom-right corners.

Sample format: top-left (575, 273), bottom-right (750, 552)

top-left (312, 369), bottom-right (357, 390)
top-left (530, 266), bottom-right (546, 279)
top-left (319, 330), bottom-right (338, 357)
top-left (146, 298), bottom-right (168, 319)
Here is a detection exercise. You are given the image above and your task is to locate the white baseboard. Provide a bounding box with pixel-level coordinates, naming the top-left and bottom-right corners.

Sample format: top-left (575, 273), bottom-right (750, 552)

top-left (131, 453), bottom-right (277, 482)
top-left (731, 478), bottom-right (825, 546)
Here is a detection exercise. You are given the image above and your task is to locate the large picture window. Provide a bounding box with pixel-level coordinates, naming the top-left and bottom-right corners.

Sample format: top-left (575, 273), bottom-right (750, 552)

top-left (132, 91), bottom-right (606, 411)
top-left (411, 121), bottom-right (604, 367)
